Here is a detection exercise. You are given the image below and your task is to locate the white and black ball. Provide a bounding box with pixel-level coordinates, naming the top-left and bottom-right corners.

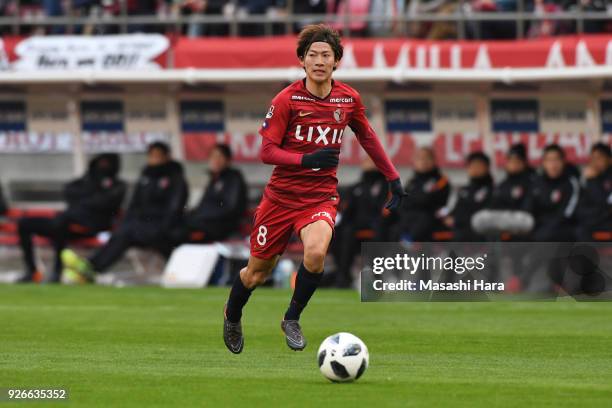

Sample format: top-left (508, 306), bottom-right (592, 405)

top-left (317, 332), bottom-right (369, 382)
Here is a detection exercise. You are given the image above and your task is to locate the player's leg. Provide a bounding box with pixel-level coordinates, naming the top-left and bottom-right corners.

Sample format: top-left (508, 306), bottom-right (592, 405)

top-left (225, 254), bottom-right (278, 322)
top-left (49, 217), bottom-right (75, 283)
top-left (223, 255), bottom-right (278, 354)
top-left (62, 221), bottom-right (136, 283)
top-left (282, 219), bottom-right (333, 351)
top-left (17, 217), bottom-right (60, 282)
top-left (223, 196), bottom-right (293, 354)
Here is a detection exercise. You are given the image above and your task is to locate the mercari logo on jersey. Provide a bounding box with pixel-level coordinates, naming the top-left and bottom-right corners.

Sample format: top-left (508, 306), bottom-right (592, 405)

top-left (294, 125), bottom-right (344, 145)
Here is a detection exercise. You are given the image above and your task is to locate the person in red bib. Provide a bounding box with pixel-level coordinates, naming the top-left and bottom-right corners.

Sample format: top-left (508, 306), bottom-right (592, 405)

top-left (223, 24), bottom-right (407, 354)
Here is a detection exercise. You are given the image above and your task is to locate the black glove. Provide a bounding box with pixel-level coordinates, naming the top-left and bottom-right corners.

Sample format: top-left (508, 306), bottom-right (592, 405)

top-left (385, 178), bottom-right (408, 211)
top-left (301, 148), bottom-right (340, 169)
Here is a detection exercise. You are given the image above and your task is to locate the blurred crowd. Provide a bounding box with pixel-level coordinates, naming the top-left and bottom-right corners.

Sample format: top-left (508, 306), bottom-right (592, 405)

top-left (405, 0), bottom-right (612, 39)
top-left (1, 140), bottom-right (610, 287)
top-left (2, 0), bottom-right (610, 37)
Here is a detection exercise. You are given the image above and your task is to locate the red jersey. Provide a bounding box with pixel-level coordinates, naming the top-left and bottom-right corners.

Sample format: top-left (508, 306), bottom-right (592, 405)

top-left (259, 79), bottom-right (399, 210)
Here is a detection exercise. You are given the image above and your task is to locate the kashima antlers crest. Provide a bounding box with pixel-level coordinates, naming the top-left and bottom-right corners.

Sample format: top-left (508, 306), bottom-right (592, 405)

top-left (333, 108), bottom-right (344, 123)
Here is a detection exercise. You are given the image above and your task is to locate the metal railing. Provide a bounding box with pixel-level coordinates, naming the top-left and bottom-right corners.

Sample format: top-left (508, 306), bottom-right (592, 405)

top-left (0, 1), bottom-right (610, 39)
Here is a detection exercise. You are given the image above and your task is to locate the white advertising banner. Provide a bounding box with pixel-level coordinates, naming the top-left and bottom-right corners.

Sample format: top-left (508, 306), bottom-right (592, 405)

top-left (11, 34), bottom-right (169, 71)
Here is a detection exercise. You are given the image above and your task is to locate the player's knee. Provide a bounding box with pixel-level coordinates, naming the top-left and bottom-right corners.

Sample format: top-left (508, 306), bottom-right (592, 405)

top-left (303, 244), bottom-right (326, 272)
top-left (241, 268), bottom-right (269, 288)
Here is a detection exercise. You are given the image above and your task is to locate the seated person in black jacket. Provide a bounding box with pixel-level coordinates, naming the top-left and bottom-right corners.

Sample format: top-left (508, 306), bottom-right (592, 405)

top-left (61, 142), bottom-right (188, 281)
top-left (398, 147), bottom-right (450, 242)
top-left (443, 152), bottom-right (493, 242)
top-left (333, 157), bottom-right (389, 287)
top-left (576, 143), bottom-right (611, 241)
top-left (169, 144), bottom-right (247, 247)
top-left (491, 144), bottom-right (534, 211)
top-left (472, 143), bottom-right (537, 240)
top-left (525, 144), bottom-right (580, 242)
top-left (17, 153), bottom-right (126, 283)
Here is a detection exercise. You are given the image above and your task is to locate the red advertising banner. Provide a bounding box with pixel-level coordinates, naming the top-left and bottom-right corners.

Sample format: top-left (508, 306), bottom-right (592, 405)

top-left (174, 35), bottom-right (612, 70)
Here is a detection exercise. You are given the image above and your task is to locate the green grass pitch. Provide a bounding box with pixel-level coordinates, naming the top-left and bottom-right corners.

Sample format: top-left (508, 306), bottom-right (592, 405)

top-left (1, 284), bottom-right (612, 407)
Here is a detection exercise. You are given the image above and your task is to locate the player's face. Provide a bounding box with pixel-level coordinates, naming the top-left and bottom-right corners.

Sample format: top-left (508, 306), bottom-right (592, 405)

top-left (301, 42), bottom-right (337, 84)
top-left (505, 155), bottom-right (526, 175)
top-left (590, 150), bottom-right (609, 175)
top-left (414, 149), bottom-right (435, 173)
top-left (467, 160), bottom-right (489, 179)
top-left (147, 148), bottom-right (169, 167)
top-left (542, 151), bottom-right (564, 179)
top-left (209, 148), bottom-right (229, 174)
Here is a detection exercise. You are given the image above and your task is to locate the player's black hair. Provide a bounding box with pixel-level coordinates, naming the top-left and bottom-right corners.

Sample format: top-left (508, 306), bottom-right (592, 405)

top-left (466, 151), bottom-right (490, 166)
top-left (543, 144), bottom-right (565, 160)
top-left (591, 142), bottom-right (611, 158)
top-left (147, 141), bottom-right (171, 156)
top-left (213, 143), bottom-right (232, 160)
top-left (507, 143), bottom-right (527, 161)
top-left (297, 24), bottom-right (343, 67)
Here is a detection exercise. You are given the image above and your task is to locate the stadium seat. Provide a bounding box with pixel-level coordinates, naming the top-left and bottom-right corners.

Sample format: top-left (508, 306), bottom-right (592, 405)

top-left (355, 229), bottom-right (375, 240)
top-left (0, 207), bottom-right (105, 250)
top-left (432, 230), bottom-right (454, 241)
top-left (593, 231), bottom-right (612, 242)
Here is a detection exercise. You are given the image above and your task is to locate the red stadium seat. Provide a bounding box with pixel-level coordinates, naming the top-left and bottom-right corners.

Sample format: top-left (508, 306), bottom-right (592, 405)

top-left (593, 231), bottom-right (612, 242)
top-left (432, 230), bottom-right (454, 241)
top-left (0, 207), bottom-right (104, 249)
top-left (355, 229), bottom-right (375, 240)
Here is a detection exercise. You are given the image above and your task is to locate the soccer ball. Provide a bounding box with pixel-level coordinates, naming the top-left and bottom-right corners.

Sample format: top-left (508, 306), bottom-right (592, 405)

top-left (317, 332), bottom-right (369, 382)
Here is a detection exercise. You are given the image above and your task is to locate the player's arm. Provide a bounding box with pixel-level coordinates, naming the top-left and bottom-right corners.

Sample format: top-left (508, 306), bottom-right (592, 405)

top-left (349, 94), bottom-right (406, 210)
top-left (259, 95), bottom-right (339, 168)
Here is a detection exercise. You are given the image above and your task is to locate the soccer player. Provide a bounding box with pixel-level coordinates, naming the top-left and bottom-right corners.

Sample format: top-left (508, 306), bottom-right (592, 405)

top-left (223, 24), bottom-right (406, 354)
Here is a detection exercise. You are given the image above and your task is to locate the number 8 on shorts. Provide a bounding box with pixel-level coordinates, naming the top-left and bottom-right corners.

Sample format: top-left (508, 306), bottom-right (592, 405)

top-left (257, 225), bottom-right (268, 246)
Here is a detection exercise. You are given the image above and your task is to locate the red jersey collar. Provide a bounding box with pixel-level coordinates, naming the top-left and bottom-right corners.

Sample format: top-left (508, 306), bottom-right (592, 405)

top-left (301, 78), bottom-right (335, 101)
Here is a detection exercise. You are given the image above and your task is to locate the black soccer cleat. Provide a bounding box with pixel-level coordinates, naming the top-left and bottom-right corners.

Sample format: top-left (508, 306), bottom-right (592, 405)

top-left (223, 306), bottom-right (244, 354)
top-left (281, 319), bottom-right (307, 351)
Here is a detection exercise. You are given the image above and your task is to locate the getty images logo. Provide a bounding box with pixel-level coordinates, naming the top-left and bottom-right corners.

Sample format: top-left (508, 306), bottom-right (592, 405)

top-left (372, 253), bottom-right (488, 275)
